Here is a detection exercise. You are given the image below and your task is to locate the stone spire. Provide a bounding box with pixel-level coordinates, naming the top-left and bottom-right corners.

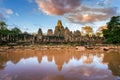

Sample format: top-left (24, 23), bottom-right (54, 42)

top-left (54, 20), bottom-right (64, 36)
top-left (37, 28), bottom-right (42, 35)
top-left (57, 20), bottom-right (62, 26)
top-left (37, 28), bottom-right (43, 42)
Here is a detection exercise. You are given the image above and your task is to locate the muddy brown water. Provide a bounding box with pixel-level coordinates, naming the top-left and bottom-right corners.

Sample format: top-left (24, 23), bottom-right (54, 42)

top-left (0, 48), bottom-right (120, 80)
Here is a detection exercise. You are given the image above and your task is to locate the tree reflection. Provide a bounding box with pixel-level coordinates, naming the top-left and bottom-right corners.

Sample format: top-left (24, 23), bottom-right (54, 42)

top-left (103, 51), bottom-right (120, 76)
top-left (0, 53), bottom-right (8, 70)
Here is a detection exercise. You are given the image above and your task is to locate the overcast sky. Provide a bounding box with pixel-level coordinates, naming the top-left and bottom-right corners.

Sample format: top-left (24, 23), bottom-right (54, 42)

top-left (0, 0), bottom-right (120, 33)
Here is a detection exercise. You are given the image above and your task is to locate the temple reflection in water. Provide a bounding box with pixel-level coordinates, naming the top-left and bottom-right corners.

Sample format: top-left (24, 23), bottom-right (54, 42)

top-left (0, 48), bottom-right (120, 80)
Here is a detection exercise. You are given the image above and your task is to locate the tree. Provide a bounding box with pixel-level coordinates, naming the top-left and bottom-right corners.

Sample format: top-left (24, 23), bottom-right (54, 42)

top-left (82, 26), bottom-right (93, 37)
top-left (103, 51), bottom-right (120, 76)
top-left (11, 27), bottom-right (22, 34)
top-left (0, 21), bottom-right (7, 30)
top-left (103, 16), bottom-right (120, 44)
top-left (96, 25), bottom-right (107, 37)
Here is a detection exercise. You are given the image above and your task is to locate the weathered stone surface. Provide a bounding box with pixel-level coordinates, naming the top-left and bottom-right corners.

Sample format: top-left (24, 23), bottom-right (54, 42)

top-left (37, 28), bottom-right (42, 35)
top-left (37, 28), bottom-right (43, 42)
top-left (64, 27), bottom-right (70, 42)
top-left (47, 29), bottom-right (53, 36)
top-left (54, 20), bottom-right (64, 37)
top-left (73, 30), bottom-right (81, 42)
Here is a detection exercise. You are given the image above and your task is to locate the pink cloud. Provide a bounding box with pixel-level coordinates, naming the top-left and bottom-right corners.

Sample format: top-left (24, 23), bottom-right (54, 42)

top-left (66, 6), bottom-right (117, 24)
top-left (35, 0), bottom-right (82, 15)
top-left (35, 0), bottom-right (117, 24)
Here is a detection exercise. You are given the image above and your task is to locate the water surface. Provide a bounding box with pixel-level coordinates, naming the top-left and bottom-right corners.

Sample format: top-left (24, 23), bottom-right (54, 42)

top-left (0, 48), bottom-right (120, 80)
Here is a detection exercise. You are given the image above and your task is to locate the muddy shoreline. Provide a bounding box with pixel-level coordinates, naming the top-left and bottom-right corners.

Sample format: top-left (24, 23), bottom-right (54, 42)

top-left (0, 44), bottom-right (120, 53)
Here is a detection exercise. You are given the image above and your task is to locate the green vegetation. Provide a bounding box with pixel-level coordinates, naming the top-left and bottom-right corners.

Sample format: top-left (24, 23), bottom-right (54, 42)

top-left (0, 21), bottom-right (33, 45)
top-left (11, 27), bottom-right (22, 34)
top-left (81, 26), bottom-right (93, 36)
top-left (103, 16), bottom-right (120, 44)
top-left (0, 21), bottom-right (7, 30)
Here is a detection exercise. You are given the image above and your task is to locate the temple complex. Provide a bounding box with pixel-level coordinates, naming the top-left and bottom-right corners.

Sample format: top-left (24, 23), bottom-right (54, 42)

top-left (35, 20), bottom-right (104, 44)
top-left (0, 20), bottom-right (105, 45)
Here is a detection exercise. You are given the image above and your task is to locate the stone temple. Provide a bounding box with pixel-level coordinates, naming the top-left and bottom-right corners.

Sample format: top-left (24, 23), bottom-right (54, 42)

top-left (36, 20), bottom-right (65, 43)
top-left (35, 20), bottom-right (104, 44)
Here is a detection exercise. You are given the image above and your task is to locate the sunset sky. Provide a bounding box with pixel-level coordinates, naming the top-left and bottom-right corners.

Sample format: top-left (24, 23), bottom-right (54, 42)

top-left (0, 0), bottom-right (120, 33)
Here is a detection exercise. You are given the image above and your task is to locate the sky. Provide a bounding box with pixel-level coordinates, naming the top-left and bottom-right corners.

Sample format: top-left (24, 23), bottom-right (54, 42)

top-left (0, 0), bottom-right (120, 33)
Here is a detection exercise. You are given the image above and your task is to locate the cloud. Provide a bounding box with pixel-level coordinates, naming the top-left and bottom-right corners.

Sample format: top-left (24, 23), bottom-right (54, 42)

top-left (28, 0), bottom-right (34, 3)
top-left (35, 0), bottom-right (82, 15)
top-left (35, 0), bottom-right (117, 24)
top-left (104, 0), bottom-right (111, 5)
top-left (5, 9), bottom-right (13, 15)
top-left (15, 13), bottom-right (20, 16)
top-left (65, 65), bottom-right (116, 80)
top-left (97, 1), bottom-right (105, 6)
top-left (65, 5), bottom-right (117, 24)
top-left (0, 13), bottom-right (5, 21)
top-left (0, 8), bottom-right (13, 20)
top-left (97, 0), bottom-right (111, 6)
top-left (0, 8), bottom-right (13, 15)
